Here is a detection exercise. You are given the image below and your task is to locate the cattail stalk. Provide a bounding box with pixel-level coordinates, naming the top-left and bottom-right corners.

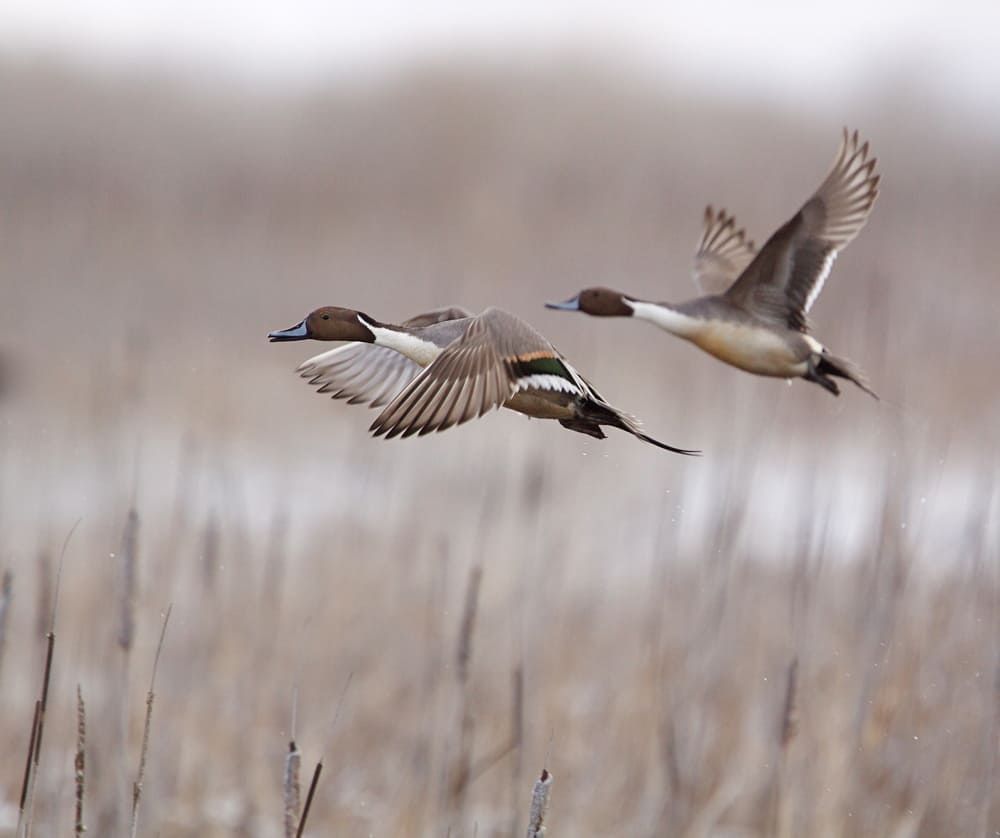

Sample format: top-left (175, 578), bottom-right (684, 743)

top-left (510, 664), bottom-right (524, 838)
top-left (468, 666), bottom-right (524, 788)
top-left (449, 564), bottom-right (483, 811)
top-left (115, 509), bottom-right (138, 838)
top-left (456, 565), bottom-right (483, 684)
top-left (75, 685), bottom-right (86, 837)
top-left (284, 741), bottom-right (301, 838)
top-left (0, 570), bottom-right (12, 685)
top-left (525, 768), bottom-right (552, 838)
top-left (201, 513), bottom-right (220, 594)
top-left (770, 657), bottom-right (800, 838)
top-left (117, 509), bottom-right (139, 652)
top-left (780, 658), bottom-right (799, 749)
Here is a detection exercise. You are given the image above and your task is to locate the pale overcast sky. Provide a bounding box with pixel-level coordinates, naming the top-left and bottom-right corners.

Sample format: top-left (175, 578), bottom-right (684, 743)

top-left (0, 1), bottom-right (997, 116)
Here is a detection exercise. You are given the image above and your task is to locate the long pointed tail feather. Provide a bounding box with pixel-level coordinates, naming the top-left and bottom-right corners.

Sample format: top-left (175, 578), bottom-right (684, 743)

top-left (631, 428), bottom-right (701, 455)
top-left (572, 400), bottom-right (700, 456)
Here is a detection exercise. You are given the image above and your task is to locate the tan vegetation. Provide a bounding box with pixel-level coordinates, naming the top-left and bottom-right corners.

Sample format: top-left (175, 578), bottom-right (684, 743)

top-left (0, 57), bottom-right (997, 836)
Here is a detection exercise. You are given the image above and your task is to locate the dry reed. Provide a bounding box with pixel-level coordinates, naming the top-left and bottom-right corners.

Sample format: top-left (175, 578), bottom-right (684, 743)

top-left (16, 522), bottom-right (71, 838)
top-left (296, 760), bottom-right (323, 838)
top-left (509, 663), bottom-right (524, 838)
top-left (524, 768), bottom-right (552, 838)
top-left (449, 563), bottom-right (484, 816)
top-left (283, 740), bottom-right (302, 838)
top-left (114, 508), bottom-right (139, 836)
top-left (130, 603), bottom-right (172, 838)
top-left (33, 552), bottom-right (51, 641)
top-left (75, 684), bottom-right (86, 837)
top-left (117, 508), bottom-right (139, 652)
top-left (16, 631), bottom-right (55, 838)
top-left (17, 701), bottom-right (41, 836)
top-left (769, 656), bottom-right (800, 838)
top-left (0, 569), bottom-right (12, 682)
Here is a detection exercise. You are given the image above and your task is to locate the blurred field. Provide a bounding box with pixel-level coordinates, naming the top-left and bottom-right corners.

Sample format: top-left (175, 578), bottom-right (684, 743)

top-left (0, 57), bottom-right (998, 836)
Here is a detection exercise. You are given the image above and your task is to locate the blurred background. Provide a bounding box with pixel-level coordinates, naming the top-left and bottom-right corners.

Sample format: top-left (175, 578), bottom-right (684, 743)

top-left (0, 2), bottom-right (998, 836)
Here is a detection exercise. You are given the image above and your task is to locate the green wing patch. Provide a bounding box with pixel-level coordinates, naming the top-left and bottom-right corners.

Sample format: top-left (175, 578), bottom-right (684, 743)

top-left (511, 354), bottom-right (573, 380)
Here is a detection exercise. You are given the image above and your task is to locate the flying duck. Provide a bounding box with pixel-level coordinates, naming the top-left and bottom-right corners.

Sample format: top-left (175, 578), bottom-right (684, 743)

top-left (269, 305), bottom-right (697, 454)
top-left (546, 129), bottom-right (880, 398)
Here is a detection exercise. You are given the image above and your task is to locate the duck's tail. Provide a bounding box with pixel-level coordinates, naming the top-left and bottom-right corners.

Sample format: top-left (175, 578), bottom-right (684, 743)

top-left (560, 399), bottom-right (700, 456)
top-left (815, 351), bottom-right (879, 399)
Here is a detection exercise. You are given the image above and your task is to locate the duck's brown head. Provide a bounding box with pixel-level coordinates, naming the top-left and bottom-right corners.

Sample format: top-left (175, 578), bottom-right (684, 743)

top-left (268, 306), bottom-right (378, 342)
top-left (545, 288), bottom-right (634, 317)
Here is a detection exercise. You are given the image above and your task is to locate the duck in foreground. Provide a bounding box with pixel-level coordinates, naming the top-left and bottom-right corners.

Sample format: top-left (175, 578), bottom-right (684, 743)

top-left (547, 129), bottom-right (880, 398)
top-left (269, 305), bottom-right (698, 454)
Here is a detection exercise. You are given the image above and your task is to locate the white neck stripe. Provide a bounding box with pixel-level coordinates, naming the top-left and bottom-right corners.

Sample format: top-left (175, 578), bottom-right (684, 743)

top-left (627, 300), bottom-right (703, 337)
top-left (365, 322), bottom-right (442, 366)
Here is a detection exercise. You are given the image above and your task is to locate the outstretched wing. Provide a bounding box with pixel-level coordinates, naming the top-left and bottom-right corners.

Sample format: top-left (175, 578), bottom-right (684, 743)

top-left (370, 309), bottom-right (519, 438)
top-left (297, 306), bottom-right (473, 408)
top-left (370, 308), bottom-right (588, 438)
top-left (691, 205), bottom-right (757, 294)
top-left (297, 344), bottom-right (421, 408)
top-left (724, 129), bottom-right (880, 332)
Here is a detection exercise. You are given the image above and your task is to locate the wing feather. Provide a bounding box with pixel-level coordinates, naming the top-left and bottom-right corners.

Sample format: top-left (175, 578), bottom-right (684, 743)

top-left (370, 313), bottom-right (519, 438)
top-left (724, 128), bottom-right (880, 331)
top-left (298, 343), bottom-right (420, 408)
top-left (691, 205), bottom-right (757, 294)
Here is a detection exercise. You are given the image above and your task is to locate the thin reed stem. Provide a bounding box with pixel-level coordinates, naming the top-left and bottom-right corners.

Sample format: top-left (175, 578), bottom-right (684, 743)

top-left (17, 630), bottom-right (55, 838)
top-left (780, 657), bottom-right (799, 749)
top-left (17, 701), bottom-right (40, 818)
top-left (456, 565), bottom-right (483, 685)
top-left (0, 569), bottom-right (12, 683)
top-left (770, 657), bottom-right (800, 838)
top-left (296, 760), bottom-right (323, 838)
top-left (118, 509), bottom-right (139, 652)
top-left (130, 604), bottom-right (172, 838)
top-left (449, 564), bottom-right (483, 813)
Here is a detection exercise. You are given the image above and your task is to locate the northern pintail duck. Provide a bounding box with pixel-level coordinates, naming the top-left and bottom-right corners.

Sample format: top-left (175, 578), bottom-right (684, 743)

top-left (546, 129), bottom-right (880, 398)
top-left (269, 305), bottom-right (697, 454)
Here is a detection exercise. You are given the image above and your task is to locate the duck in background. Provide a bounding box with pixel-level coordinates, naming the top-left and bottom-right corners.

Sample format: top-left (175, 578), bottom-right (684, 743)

top-left (546, 129), bottom-right (879, 398)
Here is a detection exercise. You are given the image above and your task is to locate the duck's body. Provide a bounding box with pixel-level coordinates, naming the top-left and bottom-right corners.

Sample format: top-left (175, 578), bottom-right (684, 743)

top-left (627, 297), bottom-right (823, 378)
top-left (547, 129), bottom-right (880, 398)
top-left (269, 305), bottom-right (696, 454)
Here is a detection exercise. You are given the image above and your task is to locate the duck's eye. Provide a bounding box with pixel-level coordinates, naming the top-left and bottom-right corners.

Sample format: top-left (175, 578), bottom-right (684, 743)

top-left (321, 314), bottom-right (330, 320)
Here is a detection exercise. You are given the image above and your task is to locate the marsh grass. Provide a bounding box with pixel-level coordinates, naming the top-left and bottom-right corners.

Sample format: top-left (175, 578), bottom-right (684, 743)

top-left (1, 470), bottom-right (997, 836)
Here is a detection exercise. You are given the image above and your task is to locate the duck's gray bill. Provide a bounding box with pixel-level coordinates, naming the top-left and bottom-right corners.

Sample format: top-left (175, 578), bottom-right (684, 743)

top-left (545, 296), bottom-right (581, 311)
top-left (268, 320), bottom-right (308, 341)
